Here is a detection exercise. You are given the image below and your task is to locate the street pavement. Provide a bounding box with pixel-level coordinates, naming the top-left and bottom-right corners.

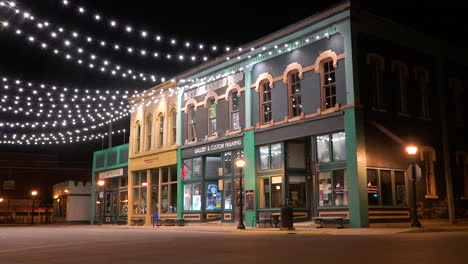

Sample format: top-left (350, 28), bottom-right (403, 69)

top-left (0, 223), bottom-right (467, 264)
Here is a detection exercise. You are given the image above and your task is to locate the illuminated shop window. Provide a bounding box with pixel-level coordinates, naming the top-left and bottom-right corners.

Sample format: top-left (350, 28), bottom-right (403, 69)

top-left (318, 170), bottom-right (348, 207)
top-left (259, 176), bottom-right (282, 209)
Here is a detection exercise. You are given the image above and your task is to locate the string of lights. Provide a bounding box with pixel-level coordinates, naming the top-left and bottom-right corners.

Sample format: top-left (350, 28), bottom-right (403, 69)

top-left (0, 2), bottom-right (213, 63)
top-left (0, 128), bottom-right (126, 145)
top-left (49, 0), bottom-right (231, 53)
top-left (0, 24), bottom-right (163, 83)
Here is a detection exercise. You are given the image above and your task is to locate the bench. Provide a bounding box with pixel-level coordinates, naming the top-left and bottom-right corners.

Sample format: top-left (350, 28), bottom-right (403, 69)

top-left (312, 217), bottom-right (344, 229)
top-left (256, 212), bottom-right (274, 228)
top-left (130, 217), bottom-right (145, 226)
top-left (154, 218), bottom-right (185, 227)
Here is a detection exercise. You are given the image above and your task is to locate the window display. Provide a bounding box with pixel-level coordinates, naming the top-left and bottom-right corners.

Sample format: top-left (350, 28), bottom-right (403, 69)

top-left (206, 184), bottom-right (222, 210)
top-left (288, 176), bottom-right (306, 208)
top-left (367, 169), bottom-right (407, 207)
top-left (224, 181), bottom-right (233, 210)
top-left (318, 171), bottom-right (332, 206)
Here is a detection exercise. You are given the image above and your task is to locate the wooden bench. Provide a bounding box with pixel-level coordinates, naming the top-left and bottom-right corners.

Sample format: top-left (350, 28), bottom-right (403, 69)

top-left (312, 217), bottom-right (344, 229)
top-left (256, 212), bottom-right (274, 228)
top-left (130, 217), bottom-right (145, 226)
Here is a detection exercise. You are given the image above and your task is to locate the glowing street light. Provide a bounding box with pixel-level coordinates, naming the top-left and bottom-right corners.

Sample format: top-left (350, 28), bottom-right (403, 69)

top-left (31, 190), bottom-right (38, 224)
top-left (235, 158), bottom-right (246, 230)
top-left (406, 145), bottom-right (422, 228)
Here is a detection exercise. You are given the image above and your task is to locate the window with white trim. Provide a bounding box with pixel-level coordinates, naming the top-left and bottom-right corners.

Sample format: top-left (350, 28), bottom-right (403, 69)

top-left (288, 71), bottom-right (302, 117)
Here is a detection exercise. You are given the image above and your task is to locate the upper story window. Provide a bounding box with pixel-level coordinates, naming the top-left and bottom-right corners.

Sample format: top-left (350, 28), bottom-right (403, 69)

top-left (260, 81), bottom-right (272, 124)
top-left (321, 59), bottom-right (337, 110)
top-left (135, 121), bottom-right (141, 153)
top-left (208, 99), bottom-right (217, 136)
top-left (392, 61), bottom-right (409, 113)
top-left (288, 71), bottom-right (302, 117)
top-left (171, 109), bottom-right (177, 145)
top-left (230, 92), bottom-right (240, 131)
top-left (421, 146), bottom-right (438, 199)
top-left (158, 114), bottom-right (164, 148)
top-left (367, 53), bottom-right (385, 109)
top-left (146, 115), bottom-right (152, 150)
top-left (187, 105), bottom-right (196, 142)
top-left (414, 67), bottom-right (430, 118)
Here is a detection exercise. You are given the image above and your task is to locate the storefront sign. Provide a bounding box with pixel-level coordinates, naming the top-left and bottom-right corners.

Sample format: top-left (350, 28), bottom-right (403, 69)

top-left (99, 168), bottom-right (124, 179)
top-left (183, 72), bottom-right (244, 100)
top-left (144, 157), bottom-right (159, 165)
top-left (183, 137), bottom-right (243, 158)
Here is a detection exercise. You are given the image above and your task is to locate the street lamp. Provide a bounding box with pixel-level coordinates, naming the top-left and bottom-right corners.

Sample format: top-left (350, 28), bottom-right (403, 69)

top-left (406, 145), bottom-right (422, 228)
top-left (31, 190), bottom-right (38, 225)
top-left (97, 180), bottom-right (105, 225)
top-left (235, 158), bottom-right (246, 230)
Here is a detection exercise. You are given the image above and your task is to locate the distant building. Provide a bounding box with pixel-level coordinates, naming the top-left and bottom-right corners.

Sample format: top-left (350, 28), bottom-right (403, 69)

top-left (91, 144), bottom-right (129, 224)
top-left (52, 180), bottom-right (91, 224)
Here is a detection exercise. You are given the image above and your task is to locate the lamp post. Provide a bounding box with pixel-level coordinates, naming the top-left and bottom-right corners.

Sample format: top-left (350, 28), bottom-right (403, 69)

top-left (235, 158), bottom-right (246, 230)
top-left (97, 180), bottom-right (105, 225)
top-left (406, 145), bottom-right (422, 228)
top-left (31, 190), bottom-right (38, 225)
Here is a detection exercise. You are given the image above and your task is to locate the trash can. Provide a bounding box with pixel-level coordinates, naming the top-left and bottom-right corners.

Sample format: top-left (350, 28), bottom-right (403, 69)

top-left (280, 205), bottom-right (294, 230)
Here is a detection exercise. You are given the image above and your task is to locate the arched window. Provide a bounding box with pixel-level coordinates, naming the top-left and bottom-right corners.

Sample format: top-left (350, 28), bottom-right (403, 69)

top-left (187, 104), bottom-right (196, 142)
top-left (230, 91), bottom-right (240, 131)
top-left (146, 115), bottom-right (153, 150)
top-left (135, 121), bottom-right (141, 153)
top-left (320, 58), bottom-right (337, 110)
top-left (158, 114), bottom-right (164, 148)
top-left (260, 80), bottom-right (272, 124)
top-left (288, 71), bottom-right (302, 117)
top-left (171, 109), bottom-right (177, 145)
top-left (208, 99), bottom-right (217, 136)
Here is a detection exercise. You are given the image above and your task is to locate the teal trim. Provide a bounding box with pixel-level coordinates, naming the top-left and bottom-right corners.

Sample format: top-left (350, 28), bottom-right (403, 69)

top-left (90, 143), bottom-right (129, 225)
top-left (177, 10), bottom-right (350, 84)
top-left (243, 130), bottom-right (256, 227)
top-left (177, 148), bottom-right (183, 219)
top-left (336, 19), bottom-right (355, 104)
top-left (244, 68), bottom-right (253, 127)
top-left (344, 108), bottom-right (368, 228)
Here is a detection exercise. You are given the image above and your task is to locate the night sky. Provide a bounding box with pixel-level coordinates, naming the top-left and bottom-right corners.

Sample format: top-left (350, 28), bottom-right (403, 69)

top-left (0, 0), bottom-right (465, 168)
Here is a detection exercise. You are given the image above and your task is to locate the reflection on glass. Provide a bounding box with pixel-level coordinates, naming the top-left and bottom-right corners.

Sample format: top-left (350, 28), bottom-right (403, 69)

top-left (206, 155), bottom-right (222, 178)
top-left (316, 135), bottom-right (330, 163)
top-left (288, 176), bottom-right (306, 208)
top-left (367, 169), bottom-right (379, 205)
top-left (161, 185), bottom-right (168, 213)
top-left (395, 171), bottom-right (407, 206)
top-left (192, 184), bottom-right (202, 211)
top-left (223, 152), bottom-right (233, 175)
top-left (184, 184), bottom-right (192, 211)
top-left (270, 143), bottom-right (282, 170)
top-left (259, 178), bottom-right (270, 209)
top-left (259, 146), bottom-right (269, 170)
top-left (170, 183), bottom-right (177, 213)
top-left (182, 159), bottom-right (192, 180)
top-left (332, 132), bottom-right (346, 161)
top-left (151, 186), bottom-right (158, 214)
top-left (333, 170), bottom-right (348, 206)
top-left (380, 170), bottom-right (393, 206)
top-left (193, 157), bottom-right (203, 179)
top-left (318, 171), bottom-right (332, 206)
top-left (224, 181), bottom-right (233, 210)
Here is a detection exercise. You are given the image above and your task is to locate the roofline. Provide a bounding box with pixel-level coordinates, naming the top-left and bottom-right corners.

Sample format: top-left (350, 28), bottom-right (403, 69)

top-left (176, 1), bottom-right (350, 80)
top-left (128, 80), bottom-right (177, 103)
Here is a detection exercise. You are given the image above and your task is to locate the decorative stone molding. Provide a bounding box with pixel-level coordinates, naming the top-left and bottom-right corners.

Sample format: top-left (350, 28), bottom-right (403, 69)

top-left (203, 91), bottom-right (219, 108)
top-left (254, 73), bottom-right (274, 92)
top-left (282, 62), bottom-right (304, 83)
top-left (225, 83), bottom-right (243, 101)
top-left (225, 129), bottom-right (242, 136)
top-left (314, 50), bottom-right (339, 73)
top-left (182, 98), bottom-right (198, 112)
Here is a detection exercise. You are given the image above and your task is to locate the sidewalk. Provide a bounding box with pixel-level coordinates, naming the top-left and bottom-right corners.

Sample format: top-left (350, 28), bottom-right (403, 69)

top-left (94, 219), bottom-right (468, 235)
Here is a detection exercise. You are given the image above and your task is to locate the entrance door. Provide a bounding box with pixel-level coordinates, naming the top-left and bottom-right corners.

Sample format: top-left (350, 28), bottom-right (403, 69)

top-left (104, 191), bottom-right (117, 222)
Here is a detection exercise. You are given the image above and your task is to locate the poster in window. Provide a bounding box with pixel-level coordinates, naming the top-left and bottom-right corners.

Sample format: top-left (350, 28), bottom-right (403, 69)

top-left (210, 104), bottom-right (217, 118)
top-left (245, 190), bottom-right (254, 211)
top-left (193, 195), bottom-right (201, 211)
